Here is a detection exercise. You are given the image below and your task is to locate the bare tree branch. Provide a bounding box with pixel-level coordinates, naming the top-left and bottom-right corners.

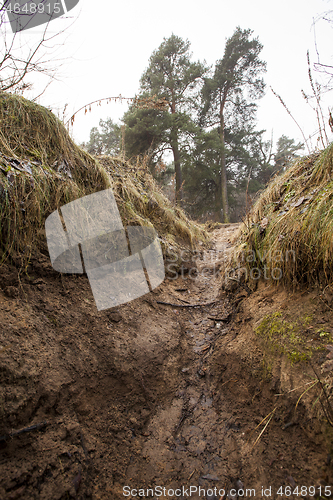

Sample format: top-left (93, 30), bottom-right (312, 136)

top-left (0, 2), bottom-right (73, 95)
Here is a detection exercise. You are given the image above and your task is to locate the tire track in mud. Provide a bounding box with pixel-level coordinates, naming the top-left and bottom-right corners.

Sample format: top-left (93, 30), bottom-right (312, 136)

top-left (0, 225), bottom-right (330, 499)
top-left (114, 225), bottom-right (329, 500)
top-left (121, 224), bottom-right (254, 499)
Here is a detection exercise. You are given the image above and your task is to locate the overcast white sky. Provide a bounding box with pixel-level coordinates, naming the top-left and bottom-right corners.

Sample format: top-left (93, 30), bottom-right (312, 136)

top-left (19, 0), bottom-right (333, 151)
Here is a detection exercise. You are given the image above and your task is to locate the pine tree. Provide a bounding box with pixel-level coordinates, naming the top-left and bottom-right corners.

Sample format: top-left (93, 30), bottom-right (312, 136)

top-left (124, 34), bottom-right (206, 204)
top-left (82, 118), bottom-right (121, 156)
top-left (200, 27), bottom-right (266, 222)
top-left (274, 135), bottom-right (304, 170)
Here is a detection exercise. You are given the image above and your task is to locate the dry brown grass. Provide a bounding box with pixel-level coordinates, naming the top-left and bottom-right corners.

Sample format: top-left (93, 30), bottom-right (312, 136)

top-left (0, 93), bottom-right (207, 265)
top-left (226, 142), bottom-right (333, 287)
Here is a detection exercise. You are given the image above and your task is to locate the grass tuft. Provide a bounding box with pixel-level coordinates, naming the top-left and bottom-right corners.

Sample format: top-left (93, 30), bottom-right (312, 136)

top-left (227, 142), bottom-right (333, 288)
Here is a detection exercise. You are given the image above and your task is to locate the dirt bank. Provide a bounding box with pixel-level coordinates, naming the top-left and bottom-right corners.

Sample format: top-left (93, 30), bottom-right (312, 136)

top-left (0, 225), bottom-right (332, 500)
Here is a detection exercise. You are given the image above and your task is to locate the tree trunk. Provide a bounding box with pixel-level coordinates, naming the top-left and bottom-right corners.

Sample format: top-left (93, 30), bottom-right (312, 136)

top-left (172, 138), bottom-right (183, 205)
top-left (170, 93), bottom-right (183, 205)
top-left (219, 110), bottom-right (229, 223)
top-left (214, 180), bottom-right (221, 222)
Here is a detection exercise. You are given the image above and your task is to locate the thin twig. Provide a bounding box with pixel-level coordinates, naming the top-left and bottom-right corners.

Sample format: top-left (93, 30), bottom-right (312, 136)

top-left (156, 300), bottom-right (218, 308)
top-left (295, 380), bottom-right (318, 410)
top-left (0, 421), bottom-right (48, 442)
top-left (306, 51), bottom-right (329, 148)
top-left (220, 378), bottom-right (238, 388)
top-left (271, 87), bottom-right (310, 153)
top-left (247, 407), bottom-right (276, 443)
top-left (250, 408), bottom-right (276, 451)
top-left (188, 470), bottom-right (196, 480)
top-left (208, 315), bottom-right (231, 322)
top-left (275, 379), bottom-right (318, 396)
top-left (310, 362), bottom-right (333, 426)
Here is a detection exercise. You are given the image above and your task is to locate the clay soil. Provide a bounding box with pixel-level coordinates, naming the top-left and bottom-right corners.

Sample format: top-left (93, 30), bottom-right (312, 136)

top-left (0, 225), bottom-right (332, 500)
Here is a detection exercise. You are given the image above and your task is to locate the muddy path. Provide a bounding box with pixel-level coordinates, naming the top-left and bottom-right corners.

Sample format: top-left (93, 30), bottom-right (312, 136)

top-left (0, 225), bottom-right (332, 499)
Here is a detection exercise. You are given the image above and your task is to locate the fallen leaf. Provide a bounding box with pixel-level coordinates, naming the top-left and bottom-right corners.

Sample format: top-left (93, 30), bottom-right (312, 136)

top-left (286, 475), bottom-right (296, 488)
top-left (291, 196), bottom-right (305, 208)
top-left (201, 474), bottom-right (220, 481)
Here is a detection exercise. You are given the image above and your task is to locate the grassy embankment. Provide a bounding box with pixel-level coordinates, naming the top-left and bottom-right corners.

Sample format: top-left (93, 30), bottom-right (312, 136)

top-left (222, 143), bottom-right (333, 376)
top-left (228, 143), bottom-right (333, 289)
top-left (0, 93), bottom-right (207, 265)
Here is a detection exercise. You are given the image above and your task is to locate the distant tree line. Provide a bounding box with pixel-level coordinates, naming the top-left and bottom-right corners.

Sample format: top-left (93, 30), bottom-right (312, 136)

top-left (82, 29), bottom-right (304, 223)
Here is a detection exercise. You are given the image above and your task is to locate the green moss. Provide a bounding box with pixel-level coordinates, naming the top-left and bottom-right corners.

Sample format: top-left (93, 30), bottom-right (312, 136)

top-left (255, 312), bottom-right (313, 365)
top-left (317, 328), bottom-right (333, 342)
top-left (287, 351), bottom-right (308, 363)
top-left (283, 188), bottom-right (296, 202)
top-left (302, 315), bottom-right (314, 326)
